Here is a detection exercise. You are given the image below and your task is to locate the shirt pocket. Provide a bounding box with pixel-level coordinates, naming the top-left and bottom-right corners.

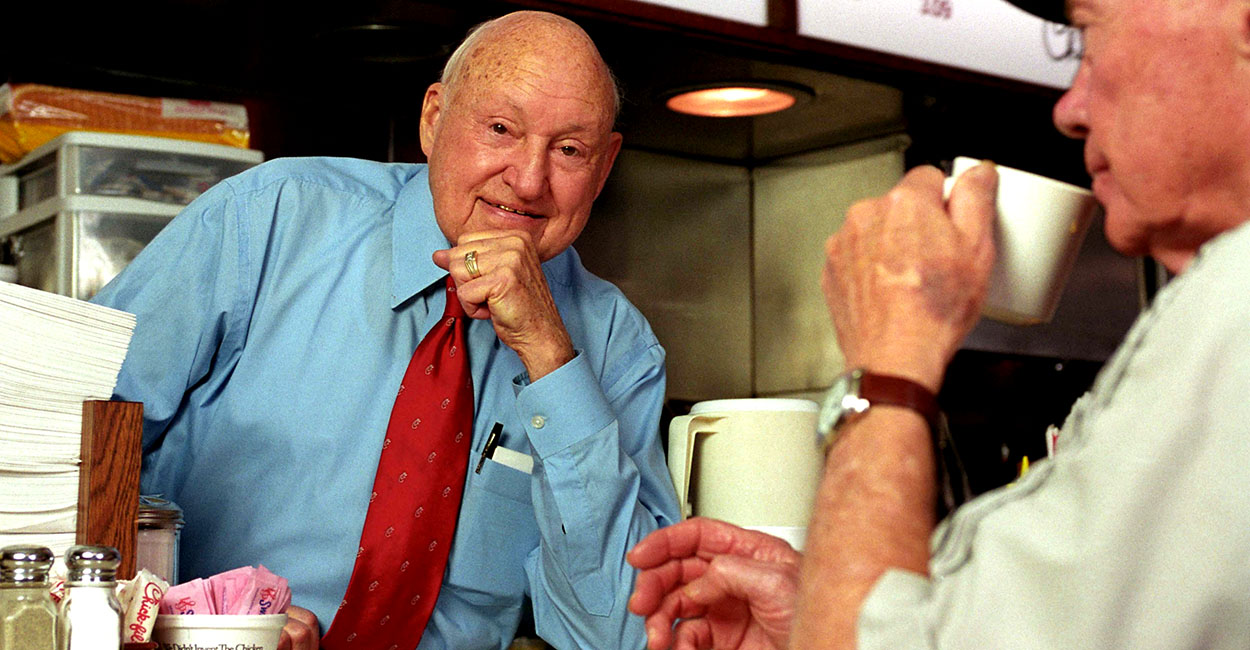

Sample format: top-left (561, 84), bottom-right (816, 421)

top-left (444, 455), bottom-right (539, 607)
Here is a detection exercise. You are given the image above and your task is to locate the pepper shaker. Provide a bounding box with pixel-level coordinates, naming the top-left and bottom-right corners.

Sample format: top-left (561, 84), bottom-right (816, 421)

top-left (0, 545), bottom-right (58, 650)
top-left (58, 545), bottom-right (122, 650)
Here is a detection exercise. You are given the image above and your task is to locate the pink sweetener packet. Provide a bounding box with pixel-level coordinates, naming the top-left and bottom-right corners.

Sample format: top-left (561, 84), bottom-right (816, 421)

top-left (209, 566), bottom-right (258, 615)
top-left (249, 565), bottom-right (290, 615)
top-left (160, 577), bottom-right (216, 615)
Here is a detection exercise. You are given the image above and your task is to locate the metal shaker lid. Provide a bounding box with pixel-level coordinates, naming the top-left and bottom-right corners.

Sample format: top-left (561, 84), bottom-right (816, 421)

top-left (138, 494), bottom-right (185, 528)
top-left (65, 545), bottom-right (121, 583)
top-left (0, 545), bottom-right (54, 583)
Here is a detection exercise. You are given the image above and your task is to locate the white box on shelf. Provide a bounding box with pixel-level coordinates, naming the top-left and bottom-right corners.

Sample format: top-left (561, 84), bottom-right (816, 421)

top-left (0, 195), bottom-right (182, 299)
top-left (0, 131), bottom-right (262, 218)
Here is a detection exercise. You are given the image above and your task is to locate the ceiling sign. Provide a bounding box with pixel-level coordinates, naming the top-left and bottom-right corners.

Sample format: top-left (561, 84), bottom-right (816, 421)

top-left (798, 0), bottom-right (1082, 90)
top-left (632, 0), bottom-right (768, 27)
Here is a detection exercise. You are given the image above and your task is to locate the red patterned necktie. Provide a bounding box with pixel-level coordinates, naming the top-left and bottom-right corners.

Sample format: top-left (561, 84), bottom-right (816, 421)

top-left (322, 276), bottom-right (473, 650)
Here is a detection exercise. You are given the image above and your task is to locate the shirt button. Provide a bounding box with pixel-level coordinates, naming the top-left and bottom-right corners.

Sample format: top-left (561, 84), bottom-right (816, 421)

top-left (531, 415), bottom-right (546, 429)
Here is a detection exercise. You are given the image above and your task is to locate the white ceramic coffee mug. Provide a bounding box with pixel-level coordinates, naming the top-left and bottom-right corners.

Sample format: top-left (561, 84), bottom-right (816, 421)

top-left (945, 157), bottom-right (1100, 325)
top-left (667, 398), bottom-right (822, 550)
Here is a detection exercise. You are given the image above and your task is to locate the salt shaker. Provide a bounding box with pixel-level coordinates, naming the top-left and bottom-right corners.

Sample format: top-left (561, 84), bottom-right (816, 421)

top-left (0, 545), bottom-right (58, 650)
top-left (58, 545), bottom-right (122, 650)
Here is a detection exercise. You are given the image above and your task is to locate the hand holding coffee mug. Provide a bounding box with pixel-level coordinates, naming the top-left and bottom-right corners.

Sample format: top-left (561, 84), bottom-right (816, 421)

top-left (944, 157), bottom-right (1101, 324)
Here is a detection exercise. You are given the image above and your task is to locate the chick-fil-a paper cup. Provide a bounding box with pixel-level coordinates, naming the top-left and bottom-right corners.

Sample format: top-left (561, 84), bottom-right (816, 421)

top-left (153, 613), bottom-right (286, 650)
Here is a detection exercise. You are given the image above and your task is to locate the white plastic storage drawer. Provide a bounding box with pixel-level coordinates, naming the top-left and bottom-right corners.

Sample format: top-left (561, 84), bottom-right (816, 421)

top-left (0, 131), bottom-right (262, 214)
top-left (0, 195), bottom-right (181, 299)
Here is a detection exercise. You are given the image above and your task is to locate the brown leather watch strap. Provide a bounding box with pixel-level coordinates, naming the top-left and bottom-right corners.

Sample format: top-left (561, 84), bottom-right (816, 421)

top-left (859, 372), bottom-right (941, 434)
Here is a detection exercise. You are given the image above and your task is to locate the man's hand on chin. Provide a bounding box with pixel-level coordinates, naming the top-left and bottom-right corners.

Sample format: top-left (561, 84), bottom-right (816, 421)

top-left (434, 230), bottom-right (575, 381)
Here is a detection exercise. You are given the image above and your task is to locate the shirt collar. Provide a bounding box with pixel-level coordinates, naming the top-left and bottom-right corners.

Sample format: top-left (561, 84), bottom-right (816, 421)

top-left (391, 166), bottom-right (450, 308)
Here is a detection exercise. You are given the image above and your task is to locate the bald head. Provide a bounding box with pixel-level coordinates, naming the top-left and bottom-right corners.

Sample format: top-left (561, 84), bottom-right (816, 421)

top-left (440, 11), bottom-right (620, 124)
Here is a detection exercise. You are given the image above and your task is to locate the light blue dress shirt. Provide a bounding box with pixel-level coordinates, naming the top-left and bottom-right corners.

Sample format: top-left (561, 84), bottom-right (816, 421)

top-left (92, 157), bottom-right (681, 649)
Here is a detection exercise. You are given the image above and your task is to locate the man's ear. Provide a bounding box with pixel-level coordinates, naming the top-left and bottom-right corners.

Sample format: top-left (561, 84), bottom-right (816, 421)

top-left (419, 83), bottom-right (445, 158)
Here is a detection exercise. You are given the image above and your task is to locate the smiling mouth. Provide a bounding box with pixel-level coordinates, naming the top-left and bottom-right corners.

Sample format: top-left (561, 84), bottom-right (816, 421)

top-left (485, 200), bottom-right (545, 219)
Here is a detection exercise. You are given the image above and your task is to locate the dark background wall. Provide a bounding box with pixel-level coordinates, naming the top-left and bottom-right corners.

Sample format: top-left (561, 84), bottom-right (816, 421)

top-left (4, 0), bottom-right (1085, 174)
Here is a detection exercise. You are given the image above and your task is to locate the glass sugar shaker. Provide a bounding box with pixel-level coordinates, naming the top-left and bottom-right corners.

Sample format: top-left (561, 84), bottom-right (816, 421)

top-left (0, 544), bottom-right (58, 650)
top-left (136, 495), bottom-right (184, 584)
top-left (58, 545), bottom-right (121, 650)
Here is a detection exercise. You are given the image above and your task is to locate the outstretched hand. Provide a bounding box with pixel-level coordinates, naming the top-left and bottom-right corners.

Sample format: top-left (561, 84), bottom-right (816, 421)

top-left (627, 518), bottom-right (801, 650)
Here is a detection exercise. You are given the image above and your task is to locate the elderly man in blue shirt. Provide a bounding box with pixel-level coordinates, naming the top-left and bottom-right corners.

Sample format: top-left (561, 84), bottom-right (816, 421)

top-left (93, 10), bottom-right (680, 650)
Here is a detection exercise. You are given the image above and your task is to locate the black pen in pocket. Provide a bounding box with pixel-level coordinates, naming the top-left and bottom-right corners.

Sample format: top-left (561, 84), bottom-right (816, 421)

top-left (474, 422), bottom-right (503, 474)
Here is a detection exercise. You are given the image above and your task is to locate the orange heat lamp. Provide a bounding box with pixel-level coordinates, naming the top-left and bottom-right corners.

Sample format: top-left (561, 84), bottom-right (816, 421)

top-left (664, 82), bottom-right (811, 117)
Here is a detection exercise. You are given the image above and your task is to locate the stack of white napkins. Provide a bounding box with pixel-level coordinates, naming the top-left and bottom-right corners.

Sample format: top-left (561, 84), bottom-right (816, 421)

top-left (0, 281), bottom-right (135, 557)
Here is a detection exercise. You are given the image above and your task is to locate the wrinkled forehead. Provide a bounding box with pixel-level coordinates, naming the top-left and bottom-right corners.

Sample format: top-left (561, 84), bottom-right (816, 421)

top-left (461, 57), bottom-right (618, 143)
top-left (447, 16), bottom-right (618, 124)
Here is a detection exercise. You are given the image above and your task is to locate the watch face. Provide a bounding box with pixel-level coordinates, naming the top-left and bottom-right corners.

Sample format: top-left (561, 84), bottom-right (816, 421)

top-left (816, 369), bottom-right (862, 444)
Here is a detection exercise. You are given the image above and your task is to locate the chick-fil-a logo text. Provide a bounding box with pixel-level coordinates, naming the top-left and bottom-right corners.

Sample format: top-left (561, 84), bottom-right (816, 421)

top-left (128, 582), bottom-right (166, 641)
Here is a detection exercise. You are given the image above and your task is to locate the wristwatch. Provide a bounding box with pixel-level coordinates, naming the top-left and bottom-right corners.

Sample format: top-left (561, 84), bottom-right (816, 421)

top-left (816, 368), bottom-right (941, 450)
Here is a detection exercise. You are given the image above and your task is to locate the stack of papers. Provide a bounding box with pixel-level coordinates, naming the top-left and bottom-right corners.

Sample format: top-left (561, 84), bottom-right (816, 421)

top-left (0, 281), bottom-right (135, 557)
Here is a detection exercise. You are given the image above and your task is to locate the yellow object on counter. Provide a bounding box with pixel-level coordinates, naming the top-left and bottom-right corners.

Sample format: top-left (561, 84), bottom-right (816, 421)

top-left (1008, 455), bottom-right (1031, 487)
top-left (0, 83), bottom-right (251, 163)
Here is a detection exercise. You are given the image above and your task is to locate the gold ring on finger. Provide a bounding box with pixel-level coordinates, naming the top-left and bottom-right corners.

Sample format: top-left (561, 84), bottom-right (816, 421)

top-left (465, 250), bottom-right (481, 278)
